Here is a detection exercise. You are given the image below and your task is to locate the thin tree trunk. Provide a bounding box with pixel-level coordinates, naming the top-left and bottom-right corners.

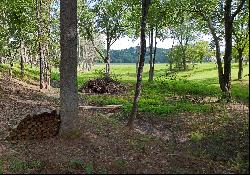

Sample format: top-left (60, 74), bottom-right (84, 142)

top-left (105, 34), bottom-right (111, 78)
top-left (182, 47), bottom-right (187, 71)
top-left (20, 41), bottom-right (24, 78)
top-left (148, 27), bottom-right (154, 81)
top-left (205, 16), bottom-right (226, 94)
top-left (127, 0), bottom-right (151, 129)
top-left (237, 49), bottom-right (243, 80)
top-left (36, 0), bottom-right (44, 89)
top-left (39, 44), bottom-right (44, 89)
top-left (151, 27), bottom-right (157, 80)
top-left (60, 0), bottom-right (78, 135)
top-left (8, 50), bottom-right (13, 78)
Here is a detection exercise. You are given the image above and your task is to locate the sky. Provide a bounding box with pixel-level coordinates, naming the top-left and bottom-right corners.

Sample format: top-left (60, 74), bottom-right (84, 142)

top-left (111, 35), bottom-right (213, 50)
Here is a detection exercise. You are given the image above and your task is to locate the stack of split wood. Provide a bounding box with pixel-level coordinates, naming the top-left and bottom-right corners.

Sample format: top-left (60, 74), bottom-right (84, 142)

top-left (6, 109), bottom-right (60, 142)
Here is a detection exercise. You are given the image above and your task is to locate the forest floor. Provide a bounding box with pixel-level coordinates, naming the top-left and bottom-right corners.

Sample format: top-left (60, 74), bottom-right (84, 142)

top-left (0, 72), bottom-right (249, 174)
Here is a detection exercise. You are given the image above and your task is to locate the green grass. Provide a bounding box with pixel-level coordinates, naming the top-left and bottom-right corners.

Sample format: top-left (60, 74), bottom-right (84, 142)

top-left (0, 62), bottom-right (249, 115)
top-left (79, 63), bottom-right (248, 116)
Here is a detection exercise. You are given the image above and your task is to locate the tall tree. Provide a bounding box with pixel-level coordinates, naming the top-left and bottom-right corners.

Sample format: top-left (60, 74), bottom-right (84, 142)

top-left (127, 0), bottom-right (151, 129)
top-left (232, 2), bottom-right (249, 80)
top-left (79, 0), bottom-right (127, 78)
top-left (181, 0), bottom-right (246, 101)
top-left (147, 0), bottom-right (167, 81)
top-left (60, 0), bottom-right (78, 134)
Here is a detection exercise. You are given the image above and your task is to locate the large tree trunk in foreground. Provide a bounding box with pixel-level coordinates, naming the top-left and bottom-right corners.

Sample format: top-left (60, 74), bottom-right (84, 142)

top-left (60, 0), bottom-right (78, 135)
top-left (127, 0), bottom-right (151, 129)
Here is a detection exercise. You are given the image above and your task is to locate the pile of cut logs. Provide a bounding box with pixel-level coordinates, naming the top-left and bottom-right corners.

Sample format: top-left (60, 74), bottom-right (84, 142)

top-left (6, 109), bottom-right (60, 141)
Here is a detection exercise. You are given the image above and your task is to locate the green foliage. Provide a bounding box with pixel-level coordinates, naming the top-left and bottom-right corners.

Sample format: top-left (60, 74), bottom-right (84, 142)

top-left (85, 161), bottom-right (94, 174)
top-left (167, 40), bottom-right (213, 68)
top-left (8, 159), bottom-right (44, 173)
top-left (190, 131), bottom-right (204, 142)
top-left (69, 160), bottom-right (84, 169)
top-left (0, 160), bottom-right (3, 174)
top-left (110, 47), bottom-right (170, 63)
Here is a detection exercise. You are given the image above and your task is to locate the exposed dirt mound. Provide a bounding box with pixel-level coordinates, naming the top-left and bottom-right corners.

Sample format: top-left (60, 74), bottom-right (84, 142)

top-left (79, 77), bottom-right (127, 94)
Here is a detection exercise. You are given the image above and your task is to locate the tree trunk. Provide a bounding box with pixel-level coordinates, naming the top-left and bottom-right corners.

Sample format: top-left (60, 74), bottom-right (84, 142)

top-left (151, 27), bottom-right (157, 79)
top-left (237, 49), bottom-right (243, 80)
top-left (20, 42), bottom-right (24, 78)
top-left (182, 47), bottom-right (187, 71)
top-left (148, 27), bottom-right (154, 81)
top-left (206, 16), bottom-right (226, 95)
top-left (39, 44), bottom-right (44, 89)
top-left (60, 0), bottom-right (78, 135)
top-left (222, 0), bottom-right (233, 101)
top-left (105, 34), bottom-right (111, 78)
top-left (127, 0), bottom-right (150, 129)
top-left (36, 0), bottom-right (44, 89)
top-left (8, 50), bottom-right (13, 78)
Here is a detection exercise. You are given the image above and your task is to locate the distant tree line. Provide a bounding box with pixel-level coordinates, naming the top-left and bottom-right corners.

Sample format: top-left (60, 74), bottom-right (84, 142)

top-left (98, 47), bottom-right (170, 63)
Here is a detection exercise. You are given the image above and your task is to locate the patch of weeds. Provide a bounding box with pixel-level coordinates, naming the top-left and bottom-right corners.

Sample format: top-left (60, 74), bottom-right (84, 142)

top-left (138, 135), bottom-right (153, 143)
top-left (98, 166), bottom-right (108, 174)
top-left (230, 152), bottom-right (249, 174)
top-left (190, 131), bottom-right (204, 142)
top-left (96, 126), bottom-right (103, 134)
top-left (106, 117), bottom-right (119, 125)
top-left (27, 160), bottom-right (44, 169)
top-left (0, 160), bottom-right (3, 174)
top-left (8, 159), bottom-right (44, 173)
top-left (85, 161), bottom-right (94, 174)
top-left (69, 160), bottom-right (84, 169)
top-left (114, 158), bottom-right (126, 168)
top-left (8, 159), bottom-right (28, 173)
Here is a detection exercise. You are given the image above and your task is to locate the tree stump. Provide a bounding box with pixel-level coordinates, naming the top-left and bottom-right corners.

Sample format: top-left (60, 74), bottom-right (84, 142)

top-left (6, 109), bottom-right (61, 142)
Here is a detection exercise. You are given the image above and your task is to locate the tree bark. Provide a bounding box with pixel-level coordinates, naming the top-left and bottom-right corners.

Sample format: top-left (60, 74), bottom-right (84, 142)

top-left (20, 41), bottom-right (24, 78)
top-left (237, 49), bottom-right (243, 80)
top-left (222, 0), bottom-right (233, 101)
top-left (105, 32), bottom-right (111, 78)
top-left (36, 0), bottom-right (44, 89)
top-left (148, 27), bottom-right (154, 81)
top-left (152, 27), bottom-right (157, 79)
top-left (127, 0), bottom-right (151, 129)
top-left (60, 0), bottom-right (78, 134)
top-left (39, 43), bottom-right (44, 89)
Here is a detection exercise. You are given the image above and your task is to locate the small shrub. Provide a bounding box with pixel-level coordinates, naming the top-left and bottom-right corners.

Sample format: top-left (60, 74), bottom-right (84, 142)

top-left (69, 160), bottom-right (84, 169)
top-left (190, 131), bottom-right (204, 142)
top-left (85, 161), bottom-right (94, 174)
top-left (8, 159), bottom-right (27, 173)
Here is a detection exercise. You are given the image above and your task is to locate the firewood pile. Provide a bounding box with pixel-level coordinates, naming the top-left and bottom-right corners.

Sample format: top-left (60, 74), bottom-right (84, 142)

top-left (6, 109), bottom-right (60, 142)
top-left (79, 77), bottom-right (127, 94)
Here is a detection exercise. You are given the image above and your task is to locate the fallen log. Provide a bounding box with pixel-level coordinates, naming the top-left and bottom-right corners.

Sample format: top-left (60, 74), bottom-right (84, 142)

top-left (79, 105), bottom-right (122, 113)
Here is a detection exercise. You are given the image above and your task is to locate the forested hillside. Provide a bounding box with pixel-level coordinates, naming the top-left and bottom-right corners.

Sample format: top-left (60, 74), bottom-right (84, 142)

top-left (109, 47), bottom-right (170, 63)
